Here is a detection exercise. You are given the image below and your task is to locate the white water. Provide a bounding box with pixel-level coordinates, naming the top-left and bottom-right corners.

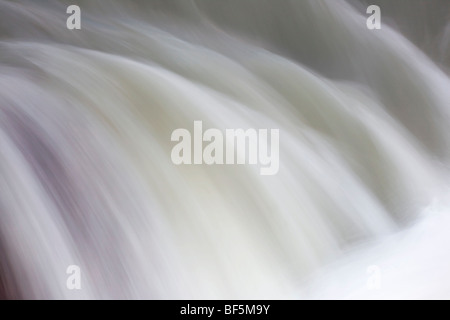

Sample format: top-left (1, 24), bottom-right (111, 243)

top-left (0, 0), bottom-right (450, 299)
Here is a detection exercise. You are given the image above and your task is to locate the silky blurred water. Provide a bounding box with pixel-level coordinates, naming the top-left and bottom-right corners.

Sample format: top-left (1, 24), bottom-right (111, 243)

top-left (0, 0), bottom-right (449, 299)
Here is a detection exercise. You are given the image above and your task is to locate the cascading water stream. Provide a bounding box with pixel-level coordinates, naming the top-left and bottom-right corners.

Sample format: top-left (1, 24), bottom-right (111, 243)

top-left (0, 0), bottom-right (449, 299)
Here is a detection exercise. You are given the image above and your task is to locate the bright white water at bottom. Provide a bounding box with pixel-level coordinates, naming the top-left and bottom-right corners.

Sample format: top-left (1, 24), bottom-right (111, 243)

top-left (0, 0), bottom-right (449, 299)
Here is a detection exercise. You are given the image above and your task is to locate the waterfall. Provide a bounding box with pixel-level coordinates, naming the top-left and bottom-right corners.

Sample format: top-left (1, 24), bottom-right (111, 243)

top-left (0, 0), bottom-right (449, 299)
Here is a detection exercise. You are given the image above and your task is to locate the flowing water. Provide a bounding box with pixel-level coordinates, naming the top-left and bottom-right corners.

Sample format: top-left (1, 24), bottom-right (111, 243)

top-left (0, 0), bottom-right (449, 299)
